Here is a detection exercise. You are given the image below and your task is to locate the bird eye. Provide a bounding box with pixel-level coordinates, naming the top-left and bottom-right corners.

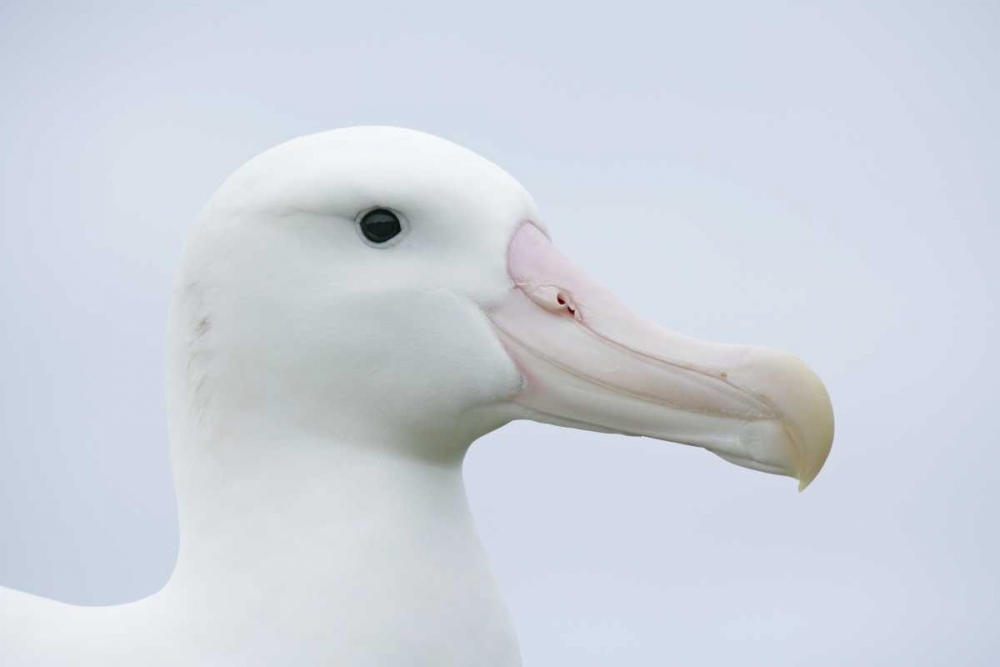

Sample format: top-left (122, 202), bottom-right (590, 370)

top-left (359, 208), bottom-right (402, 244)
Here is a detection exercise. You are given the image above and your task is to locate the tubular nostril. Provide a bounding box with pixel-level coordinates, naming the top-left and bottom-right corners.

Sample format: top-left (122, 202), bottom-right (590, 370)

top-left (520, 284), bottom-right (580, 319)
top-left (557, 292), bottom-right (578, 318)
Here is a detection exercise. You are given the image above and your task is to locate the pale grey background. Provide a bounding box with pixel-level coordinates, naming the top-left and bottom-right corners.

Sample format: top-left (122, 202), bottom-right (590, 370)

top-left (1, 1), bottom-right (997, 664)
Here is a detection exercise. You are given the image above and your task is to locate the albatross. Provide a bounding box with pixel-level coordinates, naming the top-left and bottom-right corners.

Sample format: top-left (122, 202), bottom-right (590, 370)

top-left (0, 126), bottom-right (834, 665)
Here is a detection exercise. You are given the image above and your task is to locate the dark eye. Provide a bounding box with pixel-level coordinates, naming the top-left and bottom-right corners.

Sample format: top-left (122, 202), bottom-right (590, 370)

top-left (359, 208), bottom-right (402, 244)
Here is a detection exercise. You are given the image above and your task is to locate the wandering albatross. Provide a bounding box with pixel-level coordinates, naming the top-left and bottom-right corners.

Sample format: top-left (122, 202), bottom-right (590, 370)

top-left (0, 126), bottom-right (834, 665)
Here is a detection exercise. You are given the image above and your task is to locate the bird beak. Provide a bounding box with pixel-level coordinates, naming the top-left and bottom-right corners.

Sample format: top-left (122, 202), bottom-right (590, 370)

top-left (487, 223), bottom-right (834, 490)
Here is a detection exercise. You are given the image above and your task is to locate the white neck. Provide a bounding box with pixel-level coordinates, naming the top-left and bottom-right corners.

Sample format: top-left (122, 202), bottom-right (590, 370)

top-left (155, 425), bottom-right (522, 666)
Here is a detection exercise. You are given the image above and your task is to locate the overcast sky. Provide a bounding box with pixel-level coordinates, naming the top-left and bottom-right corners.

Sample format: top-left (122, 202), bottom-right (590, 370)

top-left (1, 2), bottom-right (997, 665)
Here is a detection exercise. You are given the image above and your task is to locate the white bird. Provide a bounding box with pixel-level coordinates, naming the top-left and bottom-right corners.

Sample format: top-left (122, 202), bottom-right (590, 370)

top-left (1, 127), bottom-right (834, 666)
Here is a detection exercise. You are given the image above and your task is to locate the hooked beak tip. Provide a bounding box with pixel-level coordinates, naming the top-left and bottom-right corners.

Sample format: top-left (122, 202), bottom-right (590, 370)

top-left (757, 351), bottom-right (834, 492)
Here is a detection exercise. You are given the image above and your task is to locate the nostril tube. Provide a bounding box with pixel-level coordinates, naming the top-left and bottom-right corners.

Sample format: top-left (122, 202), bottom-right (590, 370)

top-left (555, 292), bottom-right (579, 318)
top-left (556, 293), bottom-right (578, 316)
top-left (518, 282), bottom-right (581, 320)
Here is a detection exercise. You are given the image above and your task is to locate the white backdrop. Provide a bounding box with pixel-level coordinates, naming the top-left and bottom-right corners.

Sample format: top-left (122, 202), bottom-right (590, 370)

top-left (1, 2), bottom-right (997, 664)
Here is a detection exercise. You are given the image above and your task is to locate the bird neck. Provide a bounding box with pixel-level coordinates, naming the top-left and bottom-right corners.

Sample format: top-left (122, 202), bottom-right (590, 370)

top-left (168, 428), bottom-right (473, 590)
top-left (161, 425), bottom-right (521, 665)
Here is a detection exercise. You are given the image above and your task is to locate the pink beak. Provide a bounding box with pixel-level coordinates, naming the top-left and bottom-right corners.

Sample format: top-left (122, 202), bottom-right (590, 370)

top-left (487, 223), bottom-right (834, 490)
